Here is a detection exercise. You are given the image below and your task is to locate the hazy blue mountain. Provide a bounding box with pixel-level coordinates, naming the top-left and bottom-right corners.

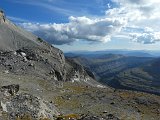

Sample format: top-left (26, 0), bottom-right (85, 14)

top-left (124, 52), bottom-right (154, 57)
top-left (65, 49), bottom-right (160, 58)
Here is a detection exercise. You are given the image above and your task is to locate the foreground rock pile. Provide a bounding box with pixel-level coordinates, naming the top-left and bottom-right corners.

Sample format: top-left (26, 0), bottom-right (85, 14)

top-left (0, 84), bottom-right (59, 120)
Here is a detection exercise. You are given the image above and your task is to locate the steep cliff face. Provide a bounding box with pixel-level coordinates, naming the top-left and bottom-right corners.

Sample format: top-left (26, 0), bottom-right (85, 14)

top-left (0, 10), bottom-right (66, 82)
top-left (66, 58), bottom-right (105, 87)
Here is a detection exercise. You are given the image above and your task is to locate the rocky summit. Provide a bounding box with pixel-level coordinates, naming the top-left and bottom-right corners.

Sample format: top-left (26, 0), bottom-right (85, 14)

top-left (0, 10), bottom-right (160, 120)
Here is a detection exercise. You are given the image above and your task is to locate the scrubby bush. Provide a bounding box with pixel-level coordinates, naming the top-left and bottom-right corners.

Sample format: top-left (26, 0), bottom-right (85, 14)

top-left (37, 37), bottom-right (43, 42)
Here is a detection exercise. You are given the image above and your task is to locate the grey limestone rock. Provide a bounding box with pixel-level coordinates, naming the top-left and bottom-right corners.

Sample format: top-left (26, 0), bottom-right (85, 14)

top-left (0, 85), bottom-right (59, 120)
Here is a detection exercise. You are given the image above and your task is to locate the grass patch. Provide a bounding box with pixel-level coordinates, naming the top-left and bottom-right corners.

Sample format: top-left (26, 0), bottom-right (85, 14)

top-left (16, 114), bottom-right (32, 120)
top-left (37, 37), bottom-right (44, 42)
top-left (57, 114), bottom-right (80, 120)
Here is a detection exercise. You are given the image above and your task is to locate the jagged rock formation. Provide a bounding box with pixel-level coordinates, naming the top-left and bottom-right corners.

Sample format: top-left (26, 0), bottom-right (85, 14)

top-left (0, 10), bottom-right (5, 23)
top-left (65, 58), bottom-right (104, 87)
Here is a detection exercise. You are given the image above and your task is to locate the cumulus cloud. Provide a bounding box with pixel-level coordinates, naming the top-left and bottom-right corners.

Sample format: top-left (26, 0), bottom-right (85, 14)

top-left (106, 7), bottom-right (145, 22)
top-left (130, 32), bottom-right (160, 44)
top-left (108, 0), bottom-right (160, 21)
top-left (20, 16), bottom-right (127, 45)
top-left (129, 27), bottom-right (160, 44)
top-left (106, 0), bottom-right (160, 44)
top-left (19, 0), bottom-right (160, 45)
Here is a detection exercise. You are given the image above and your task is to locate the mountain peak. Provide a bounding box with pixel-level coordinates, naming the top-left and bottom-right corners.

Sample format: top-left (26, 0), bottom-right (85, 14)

top-left (0, 9), bottom-right (5, 22)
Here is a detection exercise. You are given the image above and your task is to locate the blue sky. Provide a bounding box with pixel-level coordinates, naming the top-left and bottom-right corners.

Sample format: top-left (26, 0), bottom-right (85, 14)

top-left (1, 0), bottom-right (112, 23)
top-left (1, 0), bottom-right (160, 52)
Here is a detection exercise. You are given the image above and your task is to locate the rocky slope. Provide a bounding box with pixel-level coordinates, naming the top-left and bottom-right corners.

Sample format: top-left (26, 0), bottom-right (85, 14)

top-left (0, 10), bottom-right (66, 81)
top-left (0, 84), bottom-right (59, 120)
top-left (0, 10), bottom-right (160, 120)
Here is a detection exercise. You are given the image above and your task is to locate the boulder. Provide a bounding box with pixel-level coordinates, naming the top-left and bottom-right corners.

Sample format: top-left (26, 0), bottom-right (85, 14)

top-left (1, 84), bottom-right (19, 96)
top-left (0, 85), bottom-right (59, 120)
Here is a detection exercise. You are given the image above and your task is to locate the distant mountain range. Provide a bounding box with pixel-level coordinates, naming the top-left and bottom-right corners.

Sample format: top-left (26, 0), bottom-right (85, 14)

top-left (65, 49), bottom-right (160, 58)
top-left (66, 52), bottom-right (160, 95)
top-left (114, 58), bottom-right (160, 95)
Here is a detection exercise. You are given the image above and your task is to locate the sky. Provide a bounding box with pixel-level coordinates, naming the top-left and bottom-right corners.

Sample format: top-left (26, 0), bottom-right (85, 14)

top-left (1, 0), bottom-right (160, 52)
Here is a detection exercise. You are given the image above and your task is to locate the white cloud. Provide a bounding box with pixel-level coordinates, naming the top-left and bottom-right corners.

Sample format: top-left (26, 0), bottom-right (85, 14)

top-left (18, 0), bottom-right (160, 45)
top-left (108, 0), bottom-right (160, 22)
top-left (130, 32), bottom-right (160, 44)
top-left (20, 16), bottom-right (127, 45)
top-left (129, 27), bottom-right (160, 44)
top-left (107, 0), bottom-right (160, 44)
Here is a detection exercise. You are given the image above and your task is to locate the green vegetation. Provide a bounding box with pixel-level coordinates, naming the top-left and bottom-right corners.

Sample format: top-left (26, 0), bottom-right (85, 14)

top-left (37, 37), bottom-right (44, 42)
top-left (57, 114), bottom-right (80, 120)
top-left (16, 114), bottom-right (32, 120)
top-left (15, 114), bottom-right (51, 120)
top-left (52, 81), bottom-right (160, 119)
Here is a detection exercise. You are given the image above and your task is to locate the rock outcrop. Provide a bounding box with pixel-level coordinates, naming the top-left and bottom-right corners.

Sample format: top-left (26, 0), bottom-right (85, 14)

top-left (0, 10), bottom-right (5, 23)
top-left (1, 84), bottom-right (19, 96)
top-left (0, 85), bottom-right (59, 120)
top-left (66, 58), bottom-right (104, 87)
